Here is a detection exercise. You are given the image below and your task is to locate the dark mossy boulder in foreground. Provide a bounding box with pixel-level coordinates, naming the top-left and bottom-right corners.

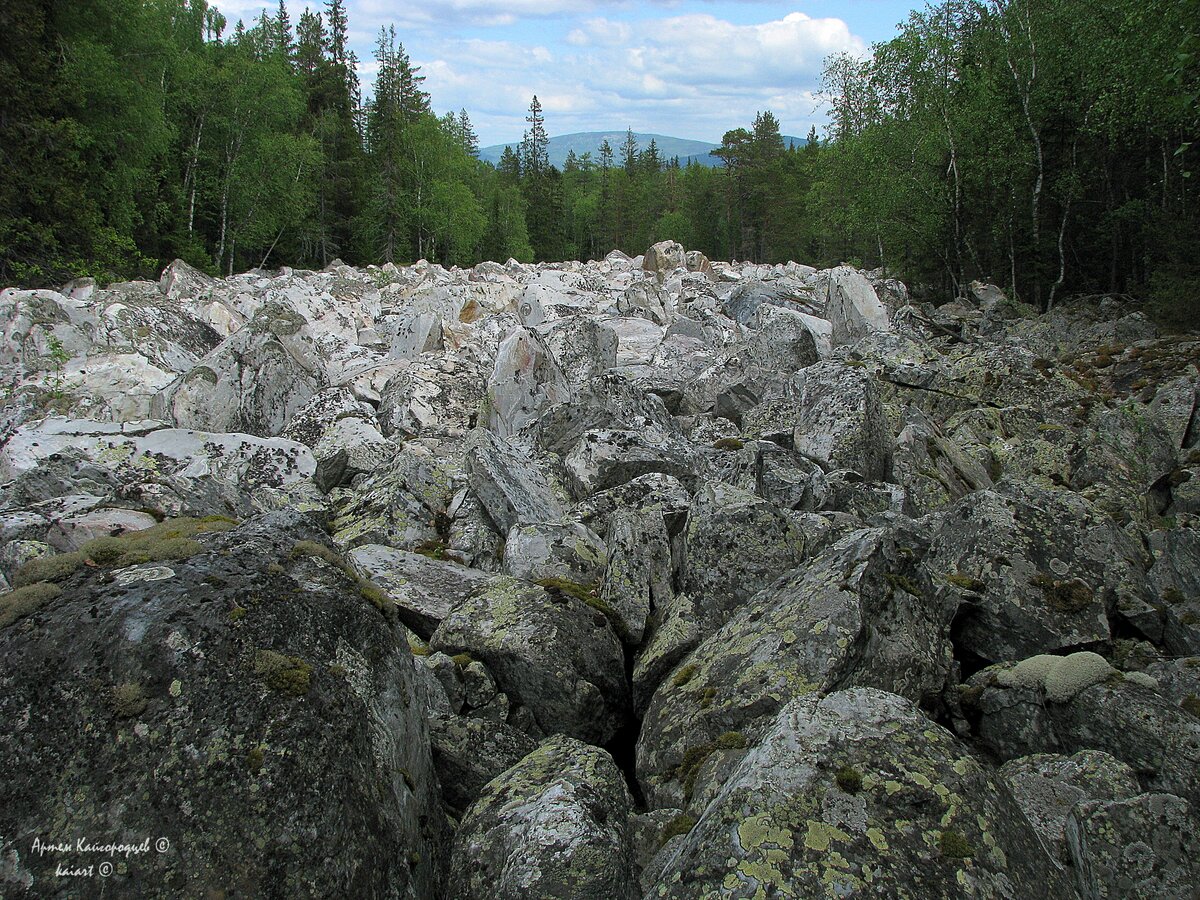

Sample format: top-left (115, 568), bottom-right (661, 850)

top-left (0, 510), bottom-right (447, 898)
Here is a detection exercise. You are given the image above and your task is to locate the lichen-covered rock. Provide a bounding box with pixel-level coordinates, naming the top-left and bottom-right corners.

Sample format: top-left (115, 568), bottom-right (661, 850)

top-left (348, 543), bottom-right (491, 639)
top-left (428, 713), bottom-right (537, 818)
top-left (999, 751), bottom-right (1142, 864)
top-left (0, 510), bottom-right (447, 898)
top-left (463, 429), bottom-right (568, 534)
top-left (326, 446), bottom-right (452, 550)
top-left (637, 526), bottom-right (953, 808)
top-left (923, 480), bottom-right (1149, 661)
top-left (681, 480), bottom-right (812, 637)
top-left (0, 418), bottom-right (321, 520)
top-left (644, 688), bottom-right (1075, 899)
top-left (1067, 793), bottom-right (1200, 900)
top-left (430, 575), bottom-right (629, 743)
top-left (501, 521), bottom-right (607, 585)
top-left (744, 359), bottom-right (892, 481)
top-left (447, 735), bottom-right (637, 900)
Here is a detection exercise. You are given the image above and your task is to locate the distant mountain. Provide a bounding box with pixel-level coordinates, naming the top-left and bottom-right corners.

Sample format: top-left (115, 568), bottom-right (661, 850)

top-left (478, 131), bottom-right (811, 170)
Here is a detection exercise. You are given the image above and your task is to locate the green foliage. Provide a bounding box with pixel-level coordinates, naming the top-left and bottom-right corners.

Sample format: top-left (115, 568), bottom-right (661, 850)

top-left (1, 0), bottom-right (1193, 308)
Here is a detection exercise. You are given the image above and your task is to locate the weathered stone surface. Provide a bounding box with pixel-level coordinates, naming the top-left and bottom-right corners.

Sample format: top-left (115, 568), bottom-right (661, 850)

top-left (924, 479), bottom-right (1151, 662)
top-left (637, 525), bottom-right (954, 808)
top-left (645, 688), bottom-right (1075, 899)
top-left (1067, 792), bottom-right (1200, 900)
top-left (428, 713), bottom-right (538, 818)
top-left (327, 446), bottom-right (452, 550)
top-left (485, 326), bottom-right (569, 437)
top-left (430, 575), bottom-right (629, 744)
top-left (999, 751), bottom-right (1142, 864)
top-left (348, 543), bottom-right (491, 639)
top-left (448, 735), bottom-right (637, 900)
top-left (0, 511), bottom-right (447, 898)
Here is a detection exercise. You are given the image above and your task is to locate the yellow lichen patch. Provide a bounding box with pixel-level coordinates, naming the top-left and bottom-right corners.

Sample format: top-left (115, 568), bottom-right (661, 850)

top-left (911, 772), bottom-right (932, 789)
top-left (884, 780), bottom-right (903, 795)
top-left (738, 814), bottom-right (794, 854)
top-left (866, 827), bottom-right (889, 851)
top-left (803, 820), bottom-right (850, 852)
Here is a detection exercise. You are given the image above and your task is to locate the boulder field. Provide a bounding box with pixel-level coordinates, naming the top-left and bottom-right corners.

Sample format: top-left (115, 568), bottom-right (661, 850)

top-left (1, 243), bottom-right (1198, 898)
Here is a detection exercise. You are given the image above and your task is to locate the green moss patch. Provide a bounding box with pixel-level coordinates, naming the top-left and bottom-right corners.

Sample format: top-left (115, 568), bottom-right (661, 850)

top-left (1029, 573), bottom-right (1094, 613)
top-left (0, 582), bottom-right (63, 628)
top-left (659, 814), bottom-right (697, 848)
top-left (253, 649), bottom-right (313, 696)
top-left (712, 437), bottom-right (745, 451)
top-left (111, 682), bottom-right (148, 719)
top-left (835, 765), bottom-right (863, 794)
top-left (671, 663), bottom-right (698, 688)
top-left (938, 829), bottom-right (973, 859)
top-left (945, 573), bottom-right (985, 593)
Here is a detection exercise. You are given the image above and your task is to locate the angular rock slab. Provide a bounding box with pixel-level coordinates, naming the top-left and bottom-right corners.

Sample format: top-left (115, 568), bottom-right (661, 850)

top-left (463, 429), bottom-right (568, 534)
top-left (1067, 792), bottom-right (1200, 900)
top-left (924, 479), bottom-right (1148, 662)
top-left (428, 713), bottom-right (538, 818)
top-left (644, 688), bottom-right (1074, 899)
top-left (448, 735), bottom-right (637, 900)
top-left (348, 543), bottom-right (491, 639)
top-left (681, 480), bottom-right (812, 637)
top-left (0, 511), bottom-right (447, 898)
top-left (430, 575), bottom-right (629, 744)
top-left (637, 526), bottom-right (953, 808)
top-left (999, 751), bottom-right (1141, 865)
top-left (827, 265), bottom-right (890, 347)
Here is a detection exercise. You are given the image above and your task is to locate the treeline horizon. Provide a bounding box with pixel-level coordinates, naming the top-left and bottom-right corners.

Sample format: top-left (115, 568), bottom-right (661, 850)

top-left (0, 0), bottom-right (1196, 320)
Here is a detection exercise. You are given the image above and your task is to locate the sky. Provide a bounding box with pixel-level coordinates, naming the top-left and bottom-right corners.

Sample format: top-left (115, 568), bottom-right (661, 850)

top-left (213, 0), bottom-right (922, 146)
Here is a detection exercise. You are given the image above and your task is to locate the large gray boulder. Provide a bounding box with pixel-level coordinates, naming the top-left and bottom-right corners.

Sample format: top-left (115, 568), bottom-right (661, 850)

top-left (644, 688), bottom-right (1075, 899)
top-left (924, 479), bottom-right (1151, 662)
top-left (999, 751), bottom-right (1142, 865)
top-left (637, 526), bottom-right (954, 808)
top-left (0, 511), bottom-right (447, 898)
top-left (430, 575), bottom-right (629, 744)
top-left (448, 735), bottom-right (637, 900)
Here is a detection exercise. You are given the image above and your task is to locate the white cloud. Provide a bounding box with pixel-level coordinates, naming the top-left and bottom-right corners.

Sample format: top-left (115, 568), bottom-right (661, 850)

top-left (412, 10), bottom-right (863, 143)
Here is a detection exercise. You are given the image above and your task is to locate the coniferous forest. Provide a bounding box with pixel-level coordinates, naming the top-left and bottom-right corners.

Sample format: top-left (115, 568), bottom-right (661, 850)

top-left (1, 0), bottom-right (1196, 320)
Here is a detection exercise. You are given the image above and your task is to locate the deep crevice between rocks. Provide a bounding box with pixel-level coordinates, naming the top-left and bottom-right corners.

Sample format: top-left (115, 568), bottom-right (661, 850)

top-left (606, 639), bottom-right (647, 811)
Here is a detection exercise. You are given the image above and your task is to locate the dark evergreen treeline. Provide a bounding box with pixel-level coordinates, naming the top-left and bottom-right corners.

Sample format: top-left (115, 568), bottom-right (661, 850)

top-left (0, 0), bottom-right (1195, 318)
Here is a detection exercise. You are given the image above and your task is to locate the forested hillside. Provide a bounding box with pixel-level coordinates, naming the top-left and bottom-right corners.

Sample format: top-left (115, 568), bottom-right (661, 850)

top-left (0, 0), bottom-right (1196, 318)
